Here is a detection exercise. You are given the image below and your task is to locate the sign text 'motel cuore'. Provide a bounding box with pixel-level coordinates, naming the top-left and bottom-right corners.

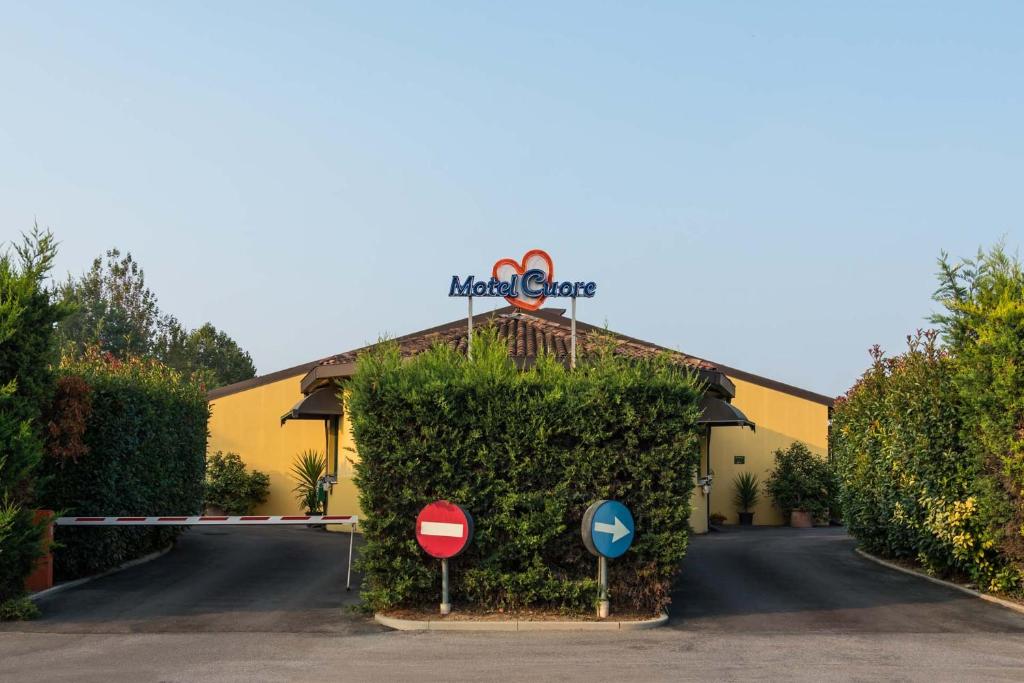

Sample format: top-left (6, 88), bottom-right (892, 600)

top-left (448, 249), bottom-right (596, 312)
top-left (449, 274), bottom-right (596, 299)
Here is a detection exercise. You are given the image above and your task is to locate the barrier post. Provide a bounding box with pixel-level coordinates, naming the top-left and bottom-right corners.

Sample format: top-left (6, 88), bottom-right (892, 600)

top-left (25, 509), bottom-right (54, 593)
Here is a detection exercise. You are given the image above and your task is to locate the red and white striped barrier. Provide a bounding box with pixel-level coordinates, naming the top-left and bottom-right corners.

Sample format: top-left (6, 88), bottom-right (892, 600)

top-left (55, 514), bottom-right (358, 527)
top-left (54, 514), bottom-right (360, 590)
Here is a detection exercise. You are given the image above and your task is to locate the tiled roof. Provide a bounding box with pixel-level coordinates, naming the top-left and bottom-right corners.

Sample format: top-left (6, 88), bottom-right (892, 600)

top-left (314, 309), bottom-right (716, 370)
top-left (209, 306), bottom-right (832, 406)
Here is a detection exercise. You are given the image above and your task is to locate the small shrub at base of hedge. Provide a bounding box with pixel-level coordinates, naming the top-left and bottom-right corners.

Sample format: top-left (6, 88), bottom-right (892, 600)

top-left (204, 451), bottom-right (270, 515)
top-left (0, 595), bottom-right (40, 621)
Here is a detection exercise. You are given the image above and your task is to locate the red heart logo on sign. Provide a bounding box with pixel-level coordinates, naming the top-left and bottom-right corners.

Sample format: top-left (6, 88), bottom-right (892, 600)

top-left (493, 249), bottom-right (554, 311)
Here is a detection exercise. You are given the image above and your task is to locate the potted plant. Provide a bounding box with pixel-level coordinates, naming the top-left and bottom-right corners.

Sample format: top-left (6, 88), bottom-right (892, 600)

top-left (764, 442), bottom-right (835, 528)
top-left (732, 472), bottom-right (760, 525)
top-left (709, 512), bottom-right (727, 526)
top-left (290, 449), bottom-right (327, 515)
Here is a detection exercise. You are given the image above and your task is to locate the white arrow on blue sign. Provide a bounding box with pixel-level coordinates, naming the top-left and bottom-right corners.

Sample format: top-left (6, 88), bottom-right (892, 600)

top-left (581, 500), bottom-right (635, 558)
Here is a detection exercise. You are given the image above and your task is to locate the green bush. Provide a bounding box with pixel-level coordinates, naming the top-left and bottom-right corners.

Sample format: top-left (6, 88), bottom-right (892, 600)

top-left (832, 332), bottom-right (983, 580)
top-left (35, 350), bottom-right (208, 581)
top-left (764, 442), bottom-right (835, 521)
top-left (0, 595), bottom-right (40, 621)
top-left (204, 451), bottom-right (270, 515)
top-left (932, 245), bottom-right (1024, 592)
top-left (0, 229), bottom-right (67, 606)
top-left (833, 245), bottom-right (1024, 596)
top-left (348, 328), bottom-right (703, 614)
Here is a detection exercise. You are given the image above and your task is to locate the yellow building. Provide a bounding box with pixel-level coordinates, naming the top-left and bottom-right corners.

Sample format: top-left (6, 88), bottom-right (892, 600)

top-left (207, 307), bottom-right (832, 532)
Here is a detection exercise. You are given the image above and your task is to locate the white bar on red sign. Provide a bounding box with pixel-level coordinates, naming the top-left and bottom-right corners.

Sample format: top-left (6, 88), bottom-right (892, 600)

top-left (54, 515), bottom-right (358, 526)
top-left (420, 521), bottom-right (464, 537)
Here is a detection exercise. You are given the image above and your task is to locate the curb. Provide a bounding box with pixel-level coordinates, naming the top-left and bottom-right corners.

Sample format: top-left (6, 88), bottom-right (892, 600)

top-left (29, 544), bottom-right (173, 603)
top-left (854, 547), bottom-right (1024, 617)
top-left (374, 611), bottom-right (668, 632)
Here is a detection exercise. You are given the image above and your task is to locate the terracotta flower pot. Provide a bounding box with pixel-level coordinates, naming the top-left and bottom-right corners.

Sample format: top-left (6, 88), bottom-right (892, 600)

top-left (790, 510), bottom-right (813, 528)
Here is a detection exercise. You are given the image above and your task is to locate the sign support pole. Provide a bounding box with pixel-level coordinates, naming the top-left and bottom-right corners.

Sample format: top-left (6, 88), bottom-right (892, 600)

top-left (440, 558), bottom-right (451, 616)
top-left (597, 555), bottom-right (609, 618)
top-left (570, 296), bottom-right (577, 369)
top-left (467, 296), bottom-right (473, 360)
top-left (347, 522), bottom-right (356, 591)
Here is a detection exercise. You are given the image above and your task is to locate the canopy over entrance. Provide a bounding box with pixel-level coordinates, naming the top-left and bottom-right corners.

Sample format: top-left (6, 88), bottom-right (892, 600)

top-left (280, 387), bottom-right (342, 425)
top-left (698, 396), bottom-right (756, 431)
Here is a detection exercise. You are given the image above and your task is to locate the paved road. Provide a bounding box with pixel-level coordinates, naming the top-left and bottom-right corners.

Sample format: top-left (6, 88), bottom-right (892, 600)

top-left (3, 525), bottom-right (1024, 681)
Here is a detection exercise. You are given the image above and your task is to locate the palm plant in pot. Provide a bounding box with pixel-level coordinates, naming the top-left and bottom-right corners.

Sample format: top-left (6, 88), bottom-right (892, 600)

top-left (732, 472), bottom-right (760, 525)
top-left (291, 449), bottom-right (327, 515)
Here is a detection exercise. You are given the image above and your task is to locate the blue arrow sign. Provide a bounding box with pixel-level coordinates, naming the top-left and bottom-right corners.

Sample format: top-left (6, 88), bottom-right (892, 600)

top-left (582, 500), bottom-right (635, 559)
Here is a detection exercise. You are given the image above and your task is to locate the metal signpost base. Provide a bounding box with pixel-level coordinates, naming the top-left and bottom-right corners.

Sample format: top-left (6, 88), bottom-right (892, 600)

top-left (347, 522), bottom-right (356, 591)
top-left (597, 556), bottom-right (609, 618)
top-left (440, 558), bottom-right (451, 616)
top-left (570, 296), bottom-right (577, 369)
top-left (467, 297), bottom-right (473, 360)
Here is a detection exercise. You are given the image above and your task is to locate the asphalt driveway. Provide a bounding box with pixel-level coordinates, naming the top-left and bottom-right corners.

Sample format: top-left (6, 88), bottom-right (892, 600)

top-left (670, 525), bottom-right (1024, 633)
top-left (1, 526), bottom-right (377, 635)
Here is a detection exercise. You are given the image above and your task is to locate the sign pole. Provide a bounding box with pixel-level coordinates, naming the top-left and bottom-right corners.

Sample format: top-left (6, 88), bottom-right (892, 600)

top-left (467, 296), bottom-right (473, 360)
top-left (582, 499), bottom-right (634, 620)
top-left (347, 522), bottom-right (355, 591)
top-left (440, 558), bottom-right (451, 615)
top-left (570, 296), bottom-right (577, 369)
top-left (415, 500), bottom-right (472, 617)
top-left (597, 556), bottom-right (609, 618)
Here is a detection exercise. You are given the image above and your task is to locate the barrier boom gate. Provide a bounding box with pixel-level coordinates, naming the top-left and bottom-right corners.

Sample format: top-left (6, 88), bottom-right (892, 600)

top-left (55, 514), bottom-right (360, 590)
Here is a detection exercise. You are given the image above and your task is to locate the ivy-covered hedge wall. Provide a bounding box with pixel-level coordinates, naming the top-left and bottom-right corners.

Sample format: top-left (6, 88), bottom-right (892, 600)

top-left (347, 329), bottom-right (703, 614)
top-left (37, 351), bottom-right (208, 581)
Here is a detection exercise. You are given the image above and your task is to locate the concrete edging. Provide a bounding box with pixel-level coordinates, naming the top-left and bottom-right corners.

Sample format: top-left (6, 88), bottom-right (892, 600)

top-left (29, 544), bottom-right (173, 603)
top-left (375, 611), bottom-right (668, 632)
top-left (854, 547), bottom-right (1024, 617)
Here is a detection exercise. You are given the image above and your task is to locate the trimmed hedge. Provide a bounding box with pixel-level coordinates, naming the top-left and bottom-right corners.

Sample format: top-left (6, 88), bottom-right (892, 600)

top-left (347, 328), bottom-right (703, 614)
top-left (833, 242), bottom-right (1024, 596)
top-left (37, 351), bottom-right (208, 581)
top-left (831, 333), bottom-right (989, 582)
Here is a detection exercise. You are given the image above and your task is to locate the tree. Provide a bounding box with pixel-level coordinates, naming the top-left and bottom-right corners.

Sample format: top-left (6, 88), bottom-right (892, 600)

top-left (156, 321), bottom-right (256, 389)
top-left (57, 249), bottom-right (165, 360)
top-left (0, 226), bottom-right (68, 614)
top-left (56, 249), bottom-right (256, 389)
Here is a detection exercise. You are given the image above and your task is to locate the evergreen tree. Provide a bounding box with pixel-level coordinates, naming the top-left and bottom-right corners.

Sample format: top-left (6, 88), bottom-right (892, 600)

top-left (0, 227), bottom-right (68, 609)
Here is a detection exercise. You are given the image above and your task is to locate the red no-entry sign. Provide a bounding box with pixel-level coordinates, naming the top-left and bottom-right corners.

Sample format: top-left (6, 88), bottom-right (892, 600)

top-left (415, 500), bottom-right (473, 559)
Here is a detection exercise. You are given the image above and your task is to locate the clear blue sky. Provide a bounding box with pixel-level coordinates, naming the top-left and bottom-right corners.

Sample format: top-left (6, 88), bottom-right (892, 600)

top-left (2, 2), bottom-right (1021, 396)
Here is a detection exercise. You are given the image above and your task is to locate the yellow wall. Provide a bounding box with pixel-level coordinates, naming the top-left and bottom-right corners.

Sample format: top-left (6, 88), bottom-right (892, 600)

top-left (700, 376), bottom-right (830, 527)
top-left (208, 377), bottom-right (364, 522)
top-left (208, 374), bottom-right (326, 516)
